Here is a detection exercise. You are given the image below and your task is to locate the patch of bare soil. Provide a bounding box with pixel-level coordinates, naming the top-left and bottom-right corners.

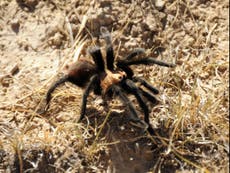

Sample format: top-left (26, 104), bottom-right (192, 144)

top-left (0, 0), bottom-right (229, 172)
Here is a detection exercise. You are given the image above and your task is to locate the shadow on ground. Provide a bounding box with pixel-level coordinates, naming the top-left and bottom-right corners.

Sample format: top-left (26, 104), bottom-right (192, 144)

top-left (2, 108), bottom-right (203, 173)
top-left (80, 109), bottom-right (181, 173)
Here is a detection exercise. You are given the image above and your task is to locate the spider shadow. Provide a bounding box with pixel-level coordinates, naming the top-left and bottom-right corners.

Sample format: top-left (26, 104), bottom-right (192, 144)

top-left (82, 108), bottom-right (178, 173)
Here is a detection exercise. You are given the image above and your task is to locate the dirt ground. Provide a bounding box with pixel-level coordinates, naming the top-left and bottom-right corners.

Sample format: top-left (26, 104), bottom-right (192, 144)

top-left (0, 0), bottom-right (229, 173)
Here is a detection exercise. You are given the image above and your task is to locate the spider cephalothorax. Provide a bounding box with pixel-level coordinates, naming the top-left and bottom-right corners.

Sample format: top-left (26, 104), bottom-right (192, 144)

top-left (40, 27), bottom-right (175, 135)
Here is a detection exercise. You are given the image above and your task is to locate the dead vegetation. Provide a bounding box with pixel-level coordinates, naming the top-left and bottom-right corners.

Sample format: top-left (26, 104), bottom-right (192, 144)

top-left (0, 0), bottom-right (229, 172)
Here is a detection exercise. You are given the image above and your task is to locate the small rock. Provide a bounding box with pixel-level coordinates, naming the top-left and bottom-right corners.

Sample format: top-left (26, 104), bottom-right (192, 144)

top-left (49, 32), bottom-right (63, 48)
top-left (155, 0), bottom-right (165, 10)
top-left (11, 19), bottom-right (20, 33)
top-left (131, 25), bottom-right (139, 37)
top-left (0, 75), bottom-right (13, 87)
top-left (10, 64), bottom-right (19, 76)
top-left (145, 14), bottom-right (157, 31)
top-left (16, 0), bottom-right (38, 11)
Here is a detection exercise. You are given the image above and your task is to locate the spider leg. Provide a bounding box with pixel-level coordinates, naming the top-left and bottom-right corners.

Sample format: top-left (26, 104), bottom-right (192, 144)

top-left (138, 88), bottom-right (159, 105)
top-left (78, 75), bottom-right (98, 122)
top-left (116, 48), bottom-right (145, 75)
top-left (100, 27), bottom-right (112, 45)
top-left (118, 57), bottom-right (175, 68)
top-left (106, 45), bottom-right (114, 71)
top-left (88, 46), bottom-right (105, 72)
top-left (109, 85), bottom-right (145, 125)
top-left (116, 67), bottom-right (159, 104)
top-left (132, 77), bottom-right (159, 105)
top-left (132, 76), bottom-right (159, 94)
top-left (124, 48), bottom-right (145, 60)
top-left (123, 79), bottom-right (155, 135)
top-left (116, 64), bottom-right (134, 78)
top-left (100, 27), bottom-right (114, 71)
top-left (38, 75), bottom-right (69, 113)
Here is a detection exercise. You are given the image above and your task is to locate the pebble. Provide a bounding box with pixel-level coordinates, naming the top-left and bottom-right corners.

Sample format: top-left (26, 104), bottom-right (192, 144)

top-left (11, 19), bottom-right (20, 33)
top-left (155, 0), bottom-right (166, 10)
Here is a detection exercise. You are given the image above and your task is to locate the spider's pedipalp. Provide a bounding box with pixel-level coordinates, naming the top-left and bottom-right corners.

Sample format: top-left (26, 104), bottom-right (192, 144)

top-left (79, 74), bottom-right (98, 122)
top-left (88, 46), bottom-right (105, 72)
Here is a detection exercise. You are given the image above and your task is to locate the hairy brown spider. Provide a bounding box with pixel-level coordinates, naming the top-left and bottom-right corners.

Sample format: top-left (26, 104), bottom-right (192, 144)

top-left (39, 27), bottom-right (175, 135)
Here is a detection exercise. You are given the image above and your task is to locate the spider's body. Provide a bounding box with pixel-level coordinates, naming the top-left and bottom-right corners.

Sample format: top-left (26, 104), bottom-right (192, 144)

top-left (41, 27), bottom-right (175, 135)
top-left (66, 59), bottom-right (97, 87)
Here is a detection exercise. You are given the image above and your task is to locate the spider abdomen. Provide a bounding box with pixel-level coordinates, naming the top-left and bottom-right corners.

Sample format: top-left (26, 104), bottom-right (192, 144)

top-left (66, 59), bottom-right (97, 88)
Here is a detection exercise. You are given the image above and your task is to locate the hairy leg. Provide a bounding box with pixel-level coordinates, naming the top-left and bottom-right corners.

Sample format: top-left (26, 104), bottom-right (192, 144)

top-left (38, 75), bottom-right (69, 113)
top-left (88, 46), bottom-right (105, 72)
top-left (116, 64), bottom-right (134, 78)
top-left (138, 88), bottom-right (159, 105)
top-left (116, 48), bottom-right (145, 77)
top-left (132, 76), bottom-right (159, 94)
top-left (106, 46), bottom-right (114, 71)
top-left (109, 85), bottom-right (144, 124)
top-left (123, 79), bottom-right (155, 135)
top-left (78, 75), bottom-right (98, 122)
top-left (100, 27), bottom-right (115, 71)
top-left (119, 57), bottom-right (175, 68)
top-left (124, 48), bottom-right (145, 60)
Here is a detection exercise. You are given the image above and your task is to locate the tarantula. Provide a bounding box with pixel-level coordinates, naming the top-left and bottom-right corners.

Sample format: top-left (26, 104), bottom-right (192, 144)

top-left (39, 27), bottom-right (175, 135)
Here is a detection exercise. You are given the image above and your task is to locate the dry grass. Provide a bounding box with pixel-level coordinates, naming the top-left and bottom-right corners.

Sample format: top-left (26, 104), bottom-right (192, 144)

top-left (0, 0), bottom-right (229, 172)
